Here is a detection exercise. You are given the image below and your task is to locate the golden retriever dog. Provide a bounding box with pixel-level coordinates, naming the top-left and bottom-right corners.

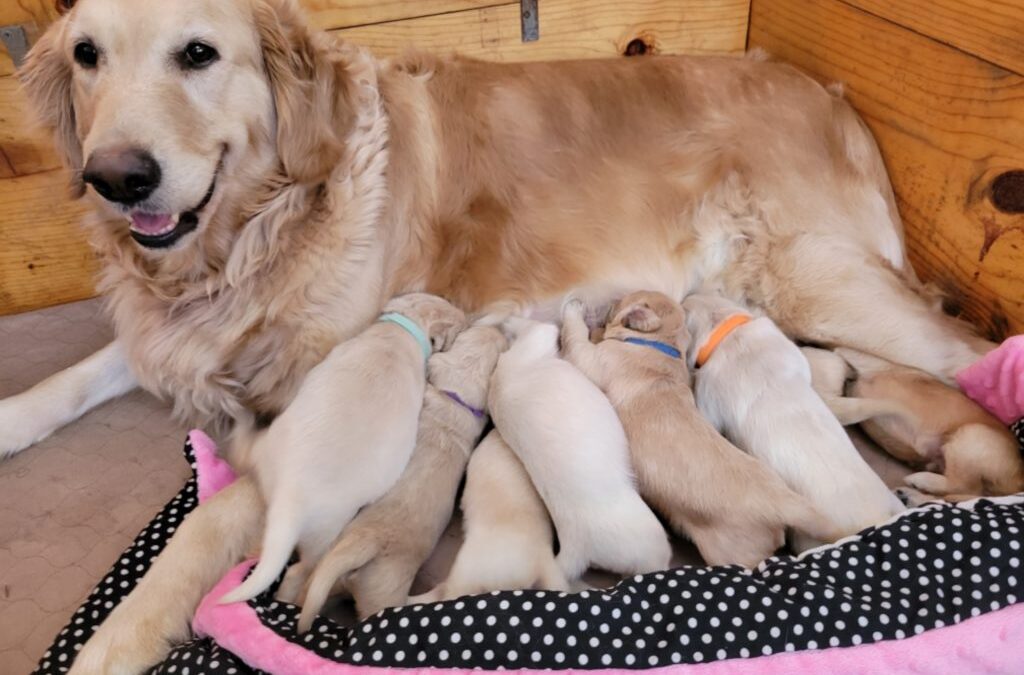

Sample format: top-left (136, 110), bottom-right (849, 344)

top-left (408, 428), bottom-right (568, 604)
top-left (806, 348), bottom-right (1024, 503)
top-left (219, 293), bottom-right (465, 605)
top-left (681, 293), bottom-right (903, 551)
top-left (0, 0), bottom-right (998, 670)
top-left (297, 324), bottom-right (506, 629)
top-left (561, 292), bottom-right (838, 566)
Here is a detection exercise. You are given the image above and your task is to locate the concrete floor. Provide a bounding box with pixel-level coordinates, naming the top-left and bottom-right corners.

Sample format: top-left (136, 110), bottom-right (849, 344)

top-left (0, 299), bottom-right (912, 674)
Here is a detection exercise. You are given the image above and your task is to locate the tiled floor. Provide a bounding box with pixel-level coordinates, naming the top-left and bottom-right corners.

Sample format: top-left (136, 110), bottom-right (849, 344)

top-left (0, 300), bottom-right (189, 675)
top-left (0, 299), bottom-right (912, 674)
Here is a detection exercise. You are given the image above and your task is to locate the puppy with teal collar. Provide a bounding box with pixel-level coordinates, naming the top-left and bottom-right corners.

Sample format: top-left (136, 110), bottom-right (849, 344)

top-left (220, 293), bottom-right (466, 604)
top-left (561, 291), bottom-right (839, 567)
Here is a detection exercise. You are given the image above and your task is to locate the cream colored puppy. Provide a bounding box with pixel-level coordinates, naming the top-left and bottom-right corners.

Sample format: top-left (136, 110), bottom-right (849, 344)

top-left (297, 325), bottom-right (506, 628)
top-left (682, 293), bottom-right (903, 551)
top-left (808, 347), bottom-right (1024, 502)
top-left (561, 292), bottom-right (838, 566)
top-left (489, 317), bottom-right (671, 581)
top-left (409, 429), bottom-right (567, 602)
top-left (220, 293), bottom-right (466, 604)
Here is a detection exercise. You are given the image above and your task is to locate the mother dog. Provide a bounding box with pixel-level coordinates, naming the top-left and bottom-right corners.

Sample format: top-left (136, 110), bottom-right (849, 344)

top-left (1, 0), bottom-right (993, 671)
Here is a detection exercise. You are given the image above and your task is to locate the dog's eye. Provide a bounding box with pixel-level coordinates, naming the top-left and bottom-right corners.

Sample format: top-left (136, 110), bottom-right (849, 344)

top-left (180, 42), bottom-right (219, 70)
top-left (73, 41), bottom-right (99, 69)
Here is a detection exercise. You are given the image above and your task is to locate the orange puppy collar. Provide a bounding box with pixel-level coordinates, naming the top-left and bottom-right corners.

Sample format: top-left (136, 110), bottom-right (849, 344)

top-left (695, 314), bottom-right (752, 368)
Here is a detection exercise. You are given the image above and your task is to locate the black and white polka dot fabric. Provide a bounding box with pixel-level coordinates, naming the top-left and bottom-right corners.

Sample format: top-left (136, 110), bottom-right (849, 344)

top-left (37, 433), bottom-right (1024, 674)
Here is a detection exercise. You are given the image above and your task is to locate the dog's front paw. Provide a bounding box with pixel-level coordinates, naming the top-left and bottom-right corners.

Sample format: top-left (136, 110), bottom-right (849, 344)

top-left (0, 395), bottom-right (52, 460)
top-left (69, 623), bottom-right (172, 675)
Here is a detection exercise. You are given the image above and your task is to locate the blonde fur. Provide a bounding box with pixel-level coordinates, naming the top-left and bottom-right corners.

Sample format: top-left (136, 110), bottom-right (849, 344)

top-left (219, 293), bottom-right (465, 604)
top-left (489, 317), bottom-right (671, 580)
top-left (682, 293), bottom-right (903, 551)
top-left (561, 292), bottom-right (837, 567)
top-left (408, 429), bottom-right (569, 604)
top-left (6, 0), bottom-right (1000, 670)
top-left (297, 325), bottom-right (506, 629)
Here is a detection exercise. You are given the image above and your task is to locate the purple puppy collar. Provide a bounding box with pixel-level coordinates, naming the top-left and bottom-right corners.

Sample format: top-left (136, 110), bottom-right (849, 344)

top-left (443, 390), bottom-right (486, 419)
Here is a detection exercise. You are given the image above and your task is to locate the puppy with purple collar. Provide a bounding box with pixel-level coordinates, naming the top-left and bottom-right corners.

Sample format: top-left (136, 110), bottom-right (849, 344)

top-left (561, 291), bottom-right (838, 567)
top-left (297, 324), bottom-right (507, 627)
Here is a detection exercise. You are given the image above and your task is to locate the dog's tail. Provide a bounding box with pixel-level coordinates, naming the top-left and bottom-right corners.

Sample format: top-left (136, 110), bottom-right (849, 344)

top-left (297, 537), bottom-right (380, 633)
top-left (219, 498), bottom-right (300, 605)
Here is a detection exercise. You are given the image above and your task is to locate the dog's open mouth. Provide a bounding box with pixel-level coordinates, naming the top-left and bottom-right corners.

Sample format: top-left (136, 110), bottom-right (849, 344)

top-left (128, 169), bottom-right (220, 250)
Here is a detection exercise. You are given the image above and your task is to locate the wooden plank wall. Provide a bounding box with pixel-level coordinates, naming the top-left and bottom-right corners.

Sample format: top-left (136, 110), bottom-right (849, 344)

top-left (749, 0), bottom-right (1024, 339)
top-left (0, 0), bottom-right (747, 316)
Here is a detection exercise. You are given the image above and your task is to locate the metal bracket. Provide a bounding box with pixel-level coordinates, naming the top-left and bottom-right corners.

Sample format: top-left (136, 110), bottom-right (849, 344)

top-left (0, 25), bottom-right (30, 68)
top-left (520, 0), bottom-right (539, 43)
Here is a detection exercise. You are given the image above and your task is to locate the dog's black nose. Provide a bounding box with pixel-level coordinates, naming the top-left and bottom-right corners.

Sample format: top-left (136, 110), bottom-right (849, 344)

top-left (82, 148), bottom-right (162, 204)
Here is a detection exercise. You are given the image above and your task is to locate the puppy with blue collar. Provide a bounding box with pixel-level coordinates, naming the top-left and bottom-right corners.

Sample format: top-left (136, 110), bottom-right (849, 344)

top-left (561, 291), bottom-right (839, 568)
top-left (220, 293), bottom-right (466, 605)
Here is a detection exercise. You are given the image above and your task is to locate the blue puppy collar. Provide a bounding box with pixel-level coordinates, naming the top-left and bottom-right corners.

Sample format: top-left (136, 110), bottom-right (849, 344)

top-left (622, 337), bottom-right (682, 359)
top-left (379, 313), bottom-right (432, 362)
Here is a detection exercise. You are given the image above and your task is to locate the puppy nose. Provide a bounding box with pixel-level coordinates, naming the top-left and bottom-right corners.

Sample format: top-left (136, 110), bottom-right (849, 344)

top-left (82, 148), bottom-right (162, 204)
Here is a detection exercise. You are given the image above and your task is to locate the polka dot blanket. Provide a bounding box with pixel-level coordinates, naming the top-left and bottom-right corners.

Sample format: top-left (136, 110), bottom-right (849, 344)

top-left (35, 424), bottom-right (1024, 675)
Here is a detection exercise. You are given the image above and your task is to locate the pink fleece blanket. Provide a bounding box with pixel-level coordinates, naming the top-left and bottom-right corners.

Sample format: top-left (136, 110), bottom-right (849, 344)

top-left (958, 335), bottom-right (1024, 424)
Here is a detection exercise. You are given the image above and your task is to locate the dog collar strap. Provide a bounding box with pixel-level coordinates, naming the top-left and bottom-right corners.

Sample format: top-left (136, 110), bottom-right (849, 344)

top-left (695, 314), bottom-right (752, 368)
top-left (443, 390), bottom-right (486, 419)
top-left (379, 313), bottom-right (432, 362)
top-left (622, 337), bottom-right (683, 360)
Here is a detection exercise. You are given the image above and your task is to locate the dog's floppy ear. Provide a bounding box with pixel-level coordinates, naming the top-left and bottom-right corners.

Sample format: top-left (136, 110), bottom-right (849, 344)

top-left (20, 19), bottom-right (85, 196)
top-left (255, 0), bottom-right (348, 183)
top-left (612, 303), bottom-right (662, 333)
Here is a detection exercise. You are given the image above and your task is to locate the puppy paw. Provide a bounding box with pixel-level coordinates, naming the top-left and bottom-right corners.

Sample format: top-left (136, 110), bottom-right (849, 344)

top-left (894, 487), bottom-right (936, 508)
top-left (560, 295), bottom-right (587, 318)
top-left (904, 471), bottom-right (949, 495)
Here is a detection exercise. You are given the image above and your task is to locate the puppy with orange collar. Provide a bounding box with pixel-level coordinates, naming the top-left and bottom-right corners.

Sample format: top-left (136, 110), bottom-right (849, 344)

top-left (683, 293), bottom-right (903, 551)
top-left (561, 291), bottom-right (837, 566)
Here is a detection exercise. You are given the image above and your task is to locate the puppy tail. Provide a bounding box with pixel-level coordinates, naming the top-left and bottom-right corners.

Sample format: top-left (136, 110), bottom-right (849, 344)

top-left (297, 537), bottom-right (380, 633)
top-left (219, 500), bottom-right (300, 605)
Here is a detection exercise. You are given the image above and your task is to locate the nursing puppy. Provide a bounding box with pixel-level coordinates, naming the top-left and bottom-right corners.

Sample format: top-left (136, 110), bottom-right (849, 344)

top-left (220, 293), bottom-right (466, 604)
top-left (297, 325), bottom-right (506, 628)
top-left (811, 348), bottom-right (1024, 502)
top-left (562, 292), bottom-right (838, 565)
top-left (409, 429), bottom-right (567, 602)
top-left (683, 294), bottom-right (903, 551)
top-left (489, 317), bottom-right (671, 581)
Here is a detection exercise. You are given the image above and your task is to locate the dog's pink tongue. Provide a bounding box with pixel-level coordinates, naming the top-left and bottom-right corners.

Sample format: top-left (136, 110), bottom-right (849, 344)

top-left (131, 213), bottom-right (173, 234)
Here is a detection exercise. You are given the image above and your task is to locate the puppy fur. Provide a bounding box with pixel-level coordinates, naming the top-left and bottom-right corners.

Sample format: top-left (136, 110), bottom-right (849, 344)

top-left (220, 293), bottom-right (466, 604)
top-left (820, 348), bottom-right (1024, 501)
top-left (489, 317), bottom-right (671, 581)
top-left (409, 429), bottom-right (567, 602)
top-left (296, 325), bottom-right (507, 629)
top-left (561, 291), bottom-right (836, 567)
top-left (683, 294), bottom-right (903, 551)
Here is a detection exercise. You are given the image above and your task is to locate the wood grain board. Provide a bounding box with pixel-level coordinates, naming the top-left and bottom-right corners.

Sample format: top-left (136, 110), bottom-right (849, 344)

top-left (333, 0), bottom-right (749, 61)
top-left (749, 0), bottom-right (1024, 339)
top-left (844, 0), bottom-right (1024, 76)
top-left (0, 170), bottom-right (94, 316)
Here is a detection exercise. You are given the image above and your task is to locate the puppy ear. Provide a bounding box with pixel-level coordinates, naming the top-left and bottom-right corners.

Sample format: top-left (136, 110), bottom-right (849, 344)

top-left (20, 19), bottom-right (85, 196)
top-left (612, 304), bottom-right (662, 333)
top-left (431, 322), bottom-right (463, 353)
top-left (255, 0), bottom-right (348, 183)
